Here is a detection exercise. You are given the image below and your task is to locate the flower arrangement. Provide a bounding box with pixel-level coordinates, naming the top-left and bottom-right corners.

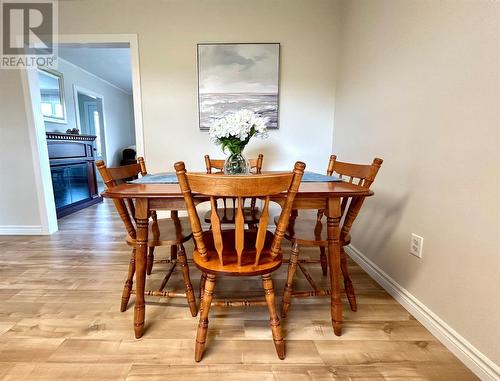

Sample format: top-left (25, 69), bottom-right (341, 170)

top-left (209, 109), bottom-right (268, 155)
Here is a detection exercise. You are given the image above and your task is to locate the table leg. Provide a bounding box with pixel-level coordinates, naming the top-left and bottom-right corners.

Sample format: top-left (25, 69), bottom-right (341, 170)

top-left (326, 197), bottom-right (342, 336)
top-left (134, 198), bottom-right (149, 338)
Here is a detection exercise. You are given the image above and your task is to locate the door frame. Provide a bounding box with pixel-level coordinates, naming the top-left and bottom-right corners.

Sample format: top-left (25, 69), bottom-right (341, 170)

top-left (73, 85), bottom-right (108, 163)
top-left (21, 69), bottom-right (59, 234)
top-left (59, 34), bottom-right (144, 156)
top-left (22, 34), bottom-right (144, 234)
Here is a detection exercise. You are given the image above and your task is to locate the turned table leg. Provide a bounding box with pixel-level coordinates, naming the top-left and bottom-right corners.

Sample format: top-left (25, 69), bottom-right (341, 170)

top-left (134, 198), bottom-right (149, 338)
top-left (327, 197), bottom-right (343, 336)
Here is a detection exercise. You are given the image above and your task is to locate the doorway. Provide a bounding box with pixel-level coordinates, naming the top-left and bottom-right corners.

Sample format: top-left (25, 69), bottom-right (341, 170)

top-left (75, 89), bottom-right (106, 191)
top-left (23, 34), bottom-right (144, 234)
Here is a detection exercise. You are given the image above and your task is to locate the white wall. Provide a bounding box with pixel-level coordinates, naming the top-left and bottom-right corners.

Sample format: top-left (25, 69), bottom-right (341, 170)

top-left (334, 0), bottom-right (500, 370)
top-left (45, 59), bottom-right (136, 166)
top-left (0, 70), bottom-right (42, 230)
top-left (56, 0), bottom-right (339, 173)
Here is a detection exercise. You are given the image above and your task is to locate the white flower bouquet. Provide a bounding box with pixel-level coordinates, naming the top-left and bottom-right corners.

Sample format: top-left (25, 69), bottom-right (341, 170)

top-left (209, 109), bottom-right (268, 155)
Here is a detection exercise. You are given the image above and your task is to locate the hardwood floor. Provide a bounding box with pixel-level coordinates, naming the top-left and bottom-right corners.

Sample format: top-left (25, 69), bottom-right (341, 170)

top-left (0, 201), bottom-right (477, 380)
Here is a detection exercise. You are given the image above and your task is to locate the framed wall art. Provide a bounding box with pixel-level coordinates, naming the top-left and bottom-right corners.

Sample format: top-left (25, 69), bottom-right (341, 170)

top-left (197, 43), bottom-right (280, 130)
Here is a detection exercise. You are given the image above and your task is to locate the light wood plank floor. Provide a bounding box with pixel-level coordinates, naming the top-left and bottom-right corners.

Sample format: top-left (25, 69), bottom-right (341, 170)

top-left (0, 201), bottom-right (477, 380)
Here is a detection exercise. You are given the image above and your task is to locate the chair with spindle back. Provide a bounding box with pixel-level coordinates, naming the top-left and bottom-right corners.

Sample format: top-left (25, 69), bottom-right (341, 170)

top-left (96, 158), bottom-right (197, 317)
top-left (175, 161), bottom-right (305, 362)
top-left (203, 154), bottom-right (264, 229)
top-left (98, 157), bottom-right (176, 274)
top-left (276, 155), bottom-right (383, 316)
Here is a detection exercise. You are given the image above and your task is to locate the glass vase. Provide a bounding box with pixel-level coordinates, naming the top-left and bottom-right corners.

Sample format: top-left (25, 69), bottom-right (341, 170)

top-left (224, 151), bottom-right (250, 175)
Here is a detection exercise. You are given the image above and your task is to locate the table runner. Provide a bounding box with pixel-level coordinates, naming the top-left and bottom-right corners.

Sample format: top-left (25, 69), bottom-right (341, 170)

top-left (129, 171), bottom-right (342, 184)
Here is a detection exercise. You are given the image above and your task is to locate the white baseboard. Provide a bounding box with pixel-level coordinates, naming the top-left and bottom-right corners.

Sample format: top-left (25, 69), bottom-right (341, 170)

top-left (0, 225), bottom-right (44, 235)
top-left (345, 245), bottom-right (500, 381)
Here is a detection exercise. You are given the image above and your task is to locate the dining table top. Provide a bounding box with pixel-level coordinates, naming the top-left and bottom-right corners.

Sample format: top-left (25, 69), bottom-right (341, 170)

top-left (101, 179), bottom-right (374, 199)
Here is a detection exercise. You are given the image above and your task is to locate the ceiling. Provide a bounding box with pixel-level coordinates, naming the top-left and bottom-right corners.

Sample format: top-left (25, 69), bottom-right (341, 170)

top-left (58, 46), bottom-right (132, 93)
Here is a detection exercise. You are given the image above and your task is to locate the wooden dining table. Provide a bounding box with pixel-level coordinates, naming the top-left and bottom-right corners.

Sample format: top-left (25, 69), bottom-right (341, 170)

top-left (102, 179), bottom-right (373, 338)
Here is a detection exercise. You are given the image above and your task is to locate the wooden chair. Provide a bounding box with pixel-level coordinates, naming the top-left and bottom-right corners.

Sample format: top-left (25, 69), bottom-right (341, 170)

top-left (203, 154), bottom-right (264, 229)
top-left (96, 158), bottom-right (197, 317)
top-left (276, 155), bottom-right (383, 316)
top-left (175, 160), bottom-right (305, 362)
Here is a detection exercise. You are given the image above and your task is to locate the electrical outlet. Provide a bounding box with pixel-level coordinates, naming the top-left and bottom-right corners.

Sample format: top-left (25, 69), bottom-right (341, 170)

top-left (410, 234), bottom-right (423, 258)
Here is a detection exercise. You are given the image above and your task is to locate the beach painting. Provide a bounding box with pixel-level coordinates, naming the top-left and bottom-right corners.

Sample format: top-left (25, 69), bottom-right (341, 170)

top-left (197, 43), bottom-right (280, 130)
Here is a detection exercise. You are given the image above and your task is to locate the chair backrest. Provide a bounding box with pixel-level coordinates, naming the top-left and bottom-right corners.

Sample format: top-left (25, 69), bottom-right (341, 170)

top-left (176, 161), bottom-right (305, 267)
top-left (204, 154), bottom-right (264, 174)
top-left (96, 157), bottom-right (149, 240)
top-left (328, 155), bottom-right (382, 189)
top-left (326, 155), bottom-right (383, 240)
top-left (97, 157), bottom-right (148, 188)
top-left (205, 154), bottom-right (265, 213)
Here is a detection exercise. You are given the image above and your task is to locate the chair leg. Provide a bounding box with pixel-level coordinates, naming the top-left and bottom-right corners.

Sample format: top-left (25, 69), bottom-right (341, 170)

top-left (319, 246), bottom-right (328, 276)
top-left (341, 246), bottom-right (357, 312)
top-left (281, 241), bottom-right (299, 318)
top-left (146, 246), bottom-right (155, 275)
top-left (147, 210), bottom-right (159, 275)
top-left (195, 274), bottom-right (216, 362)
top-left (198, 272), bottom-right (207, 315)
top-left (199, 272), bottom-right (207, 299)
top-left (178, 244), bottom-right (197, 317)
top-left (170, 244), bottom-right (178, 260)
top-left (262, 273), bottom-right (285, 360)
top-left (121, 248), bottom-right (136, 312)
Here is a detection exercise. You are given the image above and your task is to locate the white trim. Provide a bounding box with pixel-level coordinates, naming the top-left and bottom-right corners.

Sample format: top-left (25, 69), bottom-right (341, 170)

top-left (128, 35), bottom-right (145, 157)
top-left (345, 244), bottom-right (500, 381)
top-left (20, 69), bottom-right (58, 235)
top-left (58, 57), bottom-right (131, 95)
top-left (72, 85), bottom-right (109, 164)
top-left (58, 34), bottom-right (136, 45)
top-left (0, 225), bottom-right (44, 235)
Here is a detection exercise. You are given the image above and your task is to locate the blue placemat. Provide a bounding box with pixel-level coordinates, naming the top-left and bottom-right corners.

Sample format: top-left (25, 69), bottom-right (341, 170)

top-left (129, 171), bottom-right (342, 184)
top-left (301, 171), bottom-right (342, 182)
top-left (129, 173), bottom-right (179, 184)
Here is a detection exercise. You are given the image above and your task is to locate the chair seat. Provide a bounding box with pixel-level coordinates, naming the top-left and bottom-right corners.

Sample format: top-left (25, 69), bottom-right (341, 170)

top-left (126, 217), bottom-right (192, 247)
top-left (273, 216), bottom-right (351, 247)
top-left (203, 207), bottom-right (261, 225)
top-left (193, 229), bottom-right (282, 276)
